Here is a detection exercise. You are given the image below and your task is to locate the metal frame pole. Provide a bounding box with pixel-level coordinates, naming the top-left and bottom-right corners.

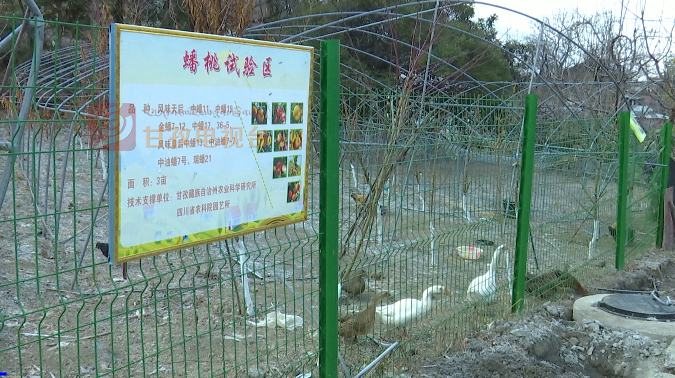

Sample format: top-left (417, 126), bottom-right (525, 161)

top-left (657, 122), bottom-right (673, 248)
top-left (616, 111), bottom-right (631, 270)
top-left (512, 93), bottom-right (537, 312)
top-left (319, 39), bottom-right (340, 378)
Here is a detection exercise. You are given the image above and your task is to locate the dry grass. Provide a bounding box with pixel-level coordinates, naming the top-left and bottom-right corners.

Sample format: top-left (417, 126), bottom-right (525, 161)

top-left (183, 0), bottom-right (256, 37)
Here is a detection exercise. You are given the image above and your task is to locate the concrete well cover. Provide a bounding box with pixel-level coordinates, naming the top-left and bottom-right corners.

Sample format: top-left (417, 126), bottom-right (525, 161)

top-left (598, 294), bottom-right (675, 321)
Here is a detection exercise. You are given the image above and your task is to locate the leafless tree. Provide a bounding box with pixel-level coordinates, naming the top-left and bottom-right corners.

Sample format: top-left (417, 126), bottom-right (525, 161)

top-left (637, 3), bottom-right (675, 123)
top-left (514, 7), bottom-right (653, 258)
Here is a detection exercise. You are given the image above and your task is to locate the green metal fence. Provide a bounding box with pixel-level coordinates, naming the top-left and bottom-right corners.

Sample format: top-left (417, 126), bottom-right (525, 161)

top-left (333, 90), bottom-right (527, 375)
top-left (1, 14), bottom-right (674, 378)
top-left (1, 17), bottom-right (322, 378)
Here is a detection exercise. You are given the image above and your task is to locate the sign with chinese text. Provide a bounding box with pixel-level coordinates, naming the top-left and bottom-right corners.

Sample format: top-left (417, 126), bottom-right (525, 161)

top-left (108, 24), bottom-right (314, 263)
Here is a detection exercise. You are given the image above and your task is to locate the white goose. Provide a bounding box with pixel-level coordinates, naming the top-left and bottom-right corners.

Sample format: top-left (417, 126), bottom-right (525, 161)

top-left (376, 285), bottom-right (451, 332)
top-left (466, 244), bottom-right (505, 303)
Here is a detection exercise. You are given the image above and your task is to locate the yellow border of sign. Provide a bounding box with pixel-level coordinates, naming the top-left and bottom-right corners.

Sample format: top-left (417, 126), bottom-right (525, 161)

top-left (111, 23), bottom-right (314, 264)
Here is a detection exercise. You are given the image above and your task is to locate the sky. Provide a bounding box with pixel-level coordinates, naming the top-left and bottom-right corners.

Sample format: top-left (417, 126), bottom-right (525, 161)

top-left (472, 0), bottom-right (675, 41)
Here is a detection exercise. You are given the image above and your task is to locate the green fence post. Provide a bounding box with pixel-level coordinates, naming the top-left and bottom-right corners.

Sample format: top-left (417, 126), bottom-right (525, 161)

top-left (616, 111), bottom-right (631, 270)
top-left (319, 39), bottom-right (340, 378)
top-left (657, 122), bottom-right (673, 248)
top-left (512, 93), bottom-right (537, 313)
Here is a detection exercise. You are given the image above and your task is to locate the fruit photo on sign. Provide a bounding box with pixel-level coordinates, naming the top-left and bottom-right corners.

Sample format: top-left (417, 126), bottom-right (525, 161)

top-left (272, 102), bottom-right (287, 124)
top-left (290, 102), bottom-right (303, 124)
top-left (274, 130), bottom-right (288, 152)
top-left (289, 129), bottom-right (302, 150)
top-left (257, 130), bottom-right (273, 153)
top-left (251, 102), bottom-right (267, 125)
top-left (273, 156), bottom-right (287, 179)
top-left (288, 155), bottom-right (301, 177)
top-left (287, 181), bottom-right (301, 202)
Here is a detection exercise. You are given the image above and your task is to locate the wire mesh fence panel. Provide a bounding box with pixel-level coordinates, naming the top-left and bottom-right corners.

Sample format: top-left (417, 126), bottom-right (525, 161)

top-left (0, 17), bottom-right (322, 378)
top-left (333, 91), bottom-right (526, 374)
top-left (524, 117), bottom-right (621, 302)
top-left (625, 143), bottom-right (662, 261)
top-left (2, 2), bottom-right (673, 377)
top-left (522, 115), bottom-right (661, 304)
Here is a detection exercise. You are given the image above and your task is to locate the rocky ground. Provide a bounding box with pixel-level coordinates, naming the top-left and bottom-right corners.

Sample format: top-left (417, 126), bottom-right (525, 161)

top-left (411, 249), bottom-right (675, 378)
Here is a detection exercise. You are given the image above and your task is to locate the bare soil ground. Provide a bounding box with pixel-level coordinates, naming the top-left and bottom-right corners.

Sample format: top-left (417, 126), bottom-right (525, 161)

top-left (410, 248), bottom-right (675, 378)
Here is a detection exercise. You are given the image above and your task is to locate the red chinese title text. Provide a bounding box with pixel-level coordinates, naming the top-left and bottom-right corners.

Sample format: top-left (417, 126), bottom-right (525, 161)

top-left (182, 49), bottom-right (272, 78)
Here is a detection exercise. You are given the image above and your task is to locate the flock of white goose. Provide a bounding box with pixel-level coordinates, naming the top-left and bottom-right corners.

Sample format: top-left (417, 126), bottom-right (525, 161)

top-left (337, 244), bottom-right (507, 342)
